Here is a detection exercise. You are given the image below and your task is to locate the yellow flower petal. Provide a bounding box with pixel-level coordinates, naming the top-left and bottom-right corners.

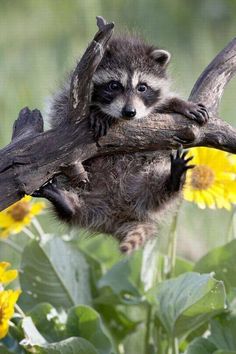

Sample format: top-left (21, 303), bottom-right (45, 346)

top-left (0, 213), bottom-right (14, 228)
top-left (30, 202), bottom-right (45, 215)
top-left (0, 270), bottom-right (18, 284)
top-left (183, 188), bottom-right (194, 202)
top-left (23, 195), bottom-right (32, 202)
top-left (0, 262), bottom-right (18, 285)
top-left (184, 147), bottom-right (236, 210)
top-left (0, 289), bottom-right (21, 339)
top-left (0, 229), bottom-right (11, 238)
top-left (0, 262), bottom-right (10, 274)
top-left (0, 321), bottom-right (9, 340)
top-left (0, 196), bottom-right (45, 238)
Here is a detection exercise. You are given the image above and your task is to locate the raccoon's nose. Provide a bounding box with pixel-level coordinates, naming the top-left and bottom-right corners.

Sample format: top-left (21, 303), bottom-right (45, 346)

top-left (122, 106), bottom-right (136, 118)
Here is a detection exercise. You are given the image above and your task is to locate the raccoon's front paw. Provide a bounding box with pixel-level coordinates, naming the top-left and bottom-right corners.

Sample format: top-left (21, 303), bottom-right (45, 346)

top-left (169, 148), bottom-right (194, 192)
top-left (90, 113), bottom-right (114, 142)
top-left (181, 102), bottom-right (209, 125)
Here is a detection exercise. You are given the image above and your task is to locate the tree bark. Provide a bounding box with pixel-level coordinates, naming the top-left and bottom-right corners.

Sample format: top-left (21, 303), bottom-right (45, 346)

top-left (0, 18), bottom-right (236, 211)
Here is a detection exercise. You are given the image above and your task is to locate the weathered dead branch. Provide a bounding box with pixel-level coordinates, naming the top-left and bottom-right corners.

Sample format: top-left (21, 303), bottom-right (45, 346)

top-left (0, 18), bottom-right (236, 211)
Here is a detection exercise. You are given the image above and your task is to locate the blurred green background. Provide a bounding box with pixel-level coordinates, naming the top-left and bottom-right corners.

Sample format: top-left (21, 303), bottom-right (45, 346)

top-left (1, 0), bottom-right (236, 261)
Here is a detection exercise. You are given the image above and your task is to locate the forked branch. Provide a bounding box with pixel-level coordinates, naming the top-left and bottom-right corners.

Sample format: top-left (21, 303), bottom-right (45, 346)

top-left (0, 18), bottom-right (236, 211)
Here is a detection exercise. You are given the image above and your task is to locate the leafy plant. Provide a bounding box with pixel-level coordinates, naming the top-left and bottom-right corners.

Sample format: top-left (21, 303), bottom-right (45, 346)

top-left (1, 151), bottom-right (236, 353)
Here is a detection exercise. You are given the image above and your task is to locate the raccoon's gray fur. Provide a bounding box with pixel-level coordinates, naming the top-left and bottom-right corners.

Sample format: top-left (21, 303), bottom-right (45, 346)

top-left (50, 35), bottom-right (208, 136)
top-left (36, 35), bottom-right (208, 254)
top-left (37, 150), bottom-right (191, 254)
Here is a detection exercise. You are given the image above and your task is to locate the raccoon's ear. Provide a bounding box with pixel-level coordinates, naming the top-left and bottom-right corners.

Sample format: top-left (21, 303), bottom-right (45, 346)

top-left (150, 49), bottom-right (171, 67)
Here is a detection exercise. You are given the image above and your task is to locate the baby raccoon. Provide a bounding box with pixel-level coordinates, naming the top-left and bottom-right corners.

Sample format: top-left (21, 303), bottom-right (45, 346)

top-left (34, 35), bottom-right (208, 254)
top-left (50, 35), bottom-right (208, 138)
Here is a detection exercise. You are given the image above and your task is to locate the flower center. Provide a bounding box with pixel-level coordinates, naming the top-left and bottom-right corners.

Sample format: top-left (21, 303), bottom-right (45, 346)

top-left (190, 165), bottom-right (215, 190)
top-left (8, 202), bottom-right (30, 221)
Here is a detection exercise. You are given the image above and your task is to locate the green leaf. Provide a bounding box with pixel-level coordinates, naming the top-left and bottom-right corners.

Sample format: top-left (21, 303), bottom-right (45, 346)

top-left (66, 305), bottom-right (113, 354)
top-left (79, 249), bottom-right (103, 297)
top-left (185, 337), bottom-right (217, 354)
top-left (20, 316), bottom-right (47, 348)
top-left (97, 304), bottom-right (139, 342)
top-left (22, 337), bottom-right (98, 354)
top-left (123, 324), bottom-right (146, 354)
top-left (185, 322), bottom-right (209, 346)
top-left (174, 257), bottom-right (194, 277)
top-left (154, 272), bottom-right (226, 338)
top-left (28, 303), bottom-right (67, 342)
top-left (208, 314), bottom-right (236, 351)
top-left (19, 239), bottom-right (92, 310)
top-left (141, 239), bottom-right (159, 292)
top-left (194, 240), bottom-right (236, 291)
top-left (96, 259), bottom-right (142, 305)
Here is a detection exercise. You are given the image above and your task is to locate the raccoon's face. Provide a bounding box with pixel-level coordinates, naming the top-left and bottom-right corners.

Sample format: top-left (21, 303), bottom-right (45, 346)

top-left (91, 39), bottom-right (171, 120)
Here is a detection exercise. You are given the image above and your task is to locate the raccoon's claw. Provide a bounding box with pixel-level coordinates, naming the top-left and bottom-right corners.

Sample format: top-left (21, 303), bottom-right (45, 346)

top-left (32, 178), bottom-right (74, 219)
top-left (169, 148), bottom-right (194, 192)
top-left (90, 114), bottom-right (114, 142)
top-left (182, 102), bottom-right (209, 125)
top-left (32, 178), bottom-right (58, 199)
top-left (90, 114), bottom-right (112, 141)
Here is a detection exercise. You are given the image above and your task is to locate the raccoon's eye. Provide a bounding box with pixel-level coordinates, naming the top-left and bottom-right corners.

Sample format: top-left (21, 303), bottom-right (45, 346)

top-left (137, 83), bottom-right (148, 92)
top-left (108, 81), bottom-right (121, 91)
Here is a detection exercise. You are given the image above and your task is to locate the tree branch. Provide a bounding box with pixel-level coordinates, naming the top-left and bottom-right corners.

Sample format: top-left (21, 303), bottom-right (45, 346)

top-left (0, 18), bottom-right (236, 211)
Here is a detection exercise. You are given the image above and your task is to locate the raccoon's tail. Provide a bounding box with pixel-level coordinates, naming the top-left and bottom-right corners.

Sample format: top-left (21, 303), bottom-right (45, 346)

top-left (115, 222), bottom-right (156, 255)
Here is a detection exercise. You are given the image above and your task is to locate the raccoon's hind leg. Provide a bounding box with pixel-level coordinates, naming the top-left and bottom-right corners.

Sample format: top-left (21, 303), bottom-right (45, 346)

top-left (158, 97), bottom-right (209, 125)
top-left (32, 181), bottom-right (76, 222)
top-left (32, 180), bottom-right (112, 231)
top-left (115, 222), bottom-right (156, 255)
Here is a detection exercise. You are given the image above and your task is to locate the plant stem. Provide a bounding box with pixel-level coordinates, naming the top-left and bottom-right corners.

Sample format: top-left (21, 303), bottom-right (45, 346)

top-left (0, 238), bottom-right (23, 253)
top-left (226, 206), bottom-right (235, 243)
top-left (118, 344), bottom-right (125, 354)
top-left (156, 323), bottom-right (165, 354)
top-left (166, 210), bottom-right (179, 279)
top-left (32, 218), bottom-right (45, 240)
top-left (171, 337), bottom-right (179, 354)
top-left (145, 303), bottom-right (152, 354)
top-left (15, 303), bottom-right (26, 318)
top-left (23, 227), bottom-right (35, 239)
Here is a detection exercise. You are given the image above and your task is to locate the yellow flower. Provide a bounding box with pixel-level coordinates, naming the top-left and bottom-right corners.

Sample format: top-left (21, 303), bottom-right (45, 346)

top-left (0, 262), bottom-right (18, 285)
top-left (0, 289), bottom-right (21, 339)
top-left (0, 196), bottom-right (45, 238)
top-left (183, 147), bottom-right (236, 210)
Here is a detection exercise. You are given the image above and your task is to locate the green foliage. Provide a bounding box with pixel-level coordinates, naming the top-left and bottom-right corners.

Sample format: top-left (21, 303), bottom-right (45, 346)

top-left (2, 229), bottom-right (236, 353)
top-left (66, 306), bottom-right (112, 354)
top-left (19, 239), bottom-right (92, 310)
top-left (185, 337), bottom-right (217, 354)
top-left (28, 303), bottom-right (66, 342)
top-left (209, 314), bottom-right (236, 351)
top-left (194, 240), bottom-right (236, 290)
top-left (154, 272), bottom-right (226, 338)
top-left (23, 337), bottom-right (99, 354)
top-left (96, 258), bottom-right (142, 305)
